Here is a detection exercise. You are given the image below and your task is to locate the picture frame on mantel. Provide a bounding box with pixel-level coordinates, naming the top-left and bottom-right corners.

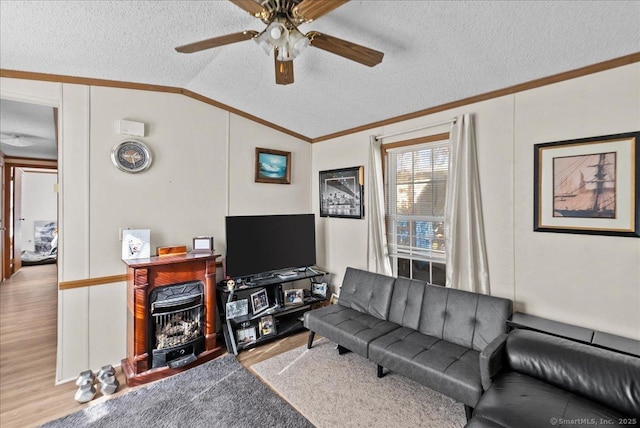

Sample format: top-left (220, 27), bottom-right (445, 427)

top-left (533, 131), bottom-right (640, 237)
top-left (255, 147), bottom-right (291, 184)
top-left (319, 166), bottom-right (364, 219)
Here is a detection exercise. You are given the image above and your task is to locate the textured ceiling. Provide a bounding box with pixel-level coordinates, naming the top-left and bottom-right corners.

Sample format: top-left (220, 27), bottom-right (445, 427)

top-left (1, 1), bottom-right (639, 141)
top-left (0, 99), bottom-right (57, 160)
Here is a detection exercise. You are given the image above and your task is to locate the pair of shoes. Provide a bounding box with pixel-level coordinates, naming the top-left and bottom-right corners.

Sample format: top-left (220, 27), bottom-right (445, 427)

top-left (74, 365), bottom-right (119, 403)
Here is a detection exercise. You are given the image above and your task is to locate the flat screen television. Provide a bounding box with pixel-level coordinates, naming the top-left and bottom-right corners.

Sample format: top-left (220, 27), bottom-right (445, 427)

top-left (225, 214), bottom-right (316, 279)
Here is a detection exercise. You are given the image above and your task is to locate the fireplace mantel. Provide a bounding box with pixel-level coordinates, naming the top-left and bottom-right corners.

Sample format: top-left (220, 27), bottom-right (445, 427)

top-left (121, 252), bottom-right (224, 386)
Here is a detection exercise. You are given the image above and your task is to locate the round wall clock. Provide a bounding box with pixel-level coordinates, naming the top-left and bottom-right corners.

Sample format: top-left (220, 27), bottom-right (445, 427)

top-left (111, 140), bottom-right (152, 173)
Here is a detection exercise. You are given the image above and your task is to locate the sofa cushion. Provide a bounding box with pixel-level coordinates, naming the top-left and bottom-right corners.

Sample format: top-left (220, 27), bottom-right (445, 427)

top-left (387, 277), bottom-right (426, 329)
top-left (464, 417), bottom-right (505, 428)
top-left (303, 303), bottom-right (399, 357)
top-left (472, 371), bottom-right (629, 428)
top-left (337, 267), bottom-right (395, 320)
top-left (506, 329), bottom-right (640, 417)
top-left (418, 285), bottom-right (512, 352)
top-left (369, 327), bottom-right (482, 406)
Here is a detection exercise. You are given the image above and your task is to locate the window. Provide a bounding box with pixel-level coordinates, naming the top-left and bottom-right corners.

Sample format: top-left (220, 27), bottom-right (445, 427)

top-left (384, 135), bottom-right (450, 285)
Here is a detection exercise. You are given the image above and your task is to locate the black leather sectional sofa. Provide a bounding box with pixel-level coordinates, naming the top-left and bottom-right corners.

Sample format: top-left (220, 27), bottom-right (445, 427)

top-left (468, 328), bottom-right (640, 427)
top-left (303, 267), bottom-right (513, 418)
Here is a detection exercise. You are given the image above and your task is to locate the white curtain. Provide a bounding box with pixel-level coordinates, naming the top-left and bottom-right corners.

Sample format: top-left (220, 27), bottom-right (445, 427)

top-left (367, 135), bottom-right (393, 275)
top-left (445, 114), bottom-right (490, 293)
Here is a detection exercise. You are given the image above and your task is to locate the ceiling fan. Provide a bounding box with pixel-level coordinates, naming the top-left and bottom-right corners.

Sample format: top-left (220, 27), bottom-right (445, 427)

top-left (175, 0), bottom-right (384, 85)
top-left (0, 133), bottom-right (37, 147)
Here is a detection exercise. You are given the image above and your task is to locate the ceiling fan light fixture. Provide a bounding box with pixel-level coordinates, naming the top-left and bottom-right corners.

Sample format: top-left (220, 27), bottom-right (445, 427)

top-left (254, 30), bottom-right (272, 55)
top-left (0, 134), bottom-right (35, 147)
top-left (255, 19), bottom-right (309, 61)
top-left (276, 45), bottom-right (289, 61)
top-left (288, 29), bottom-right (310, 58)
top-left (267, 21), bottom-right (289, 47)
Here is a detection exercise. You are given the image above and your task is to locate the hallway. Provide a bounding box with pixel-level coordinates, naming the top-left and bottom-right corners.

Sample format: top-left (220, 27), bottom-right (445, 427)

top-left (0, 264), bottom-right (110, 427)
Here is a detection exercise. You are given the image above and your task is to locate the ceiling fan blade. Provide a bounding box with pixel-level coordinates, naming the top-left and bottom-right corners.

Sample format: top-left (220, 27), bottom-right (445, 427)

top-left (274, 52), bottom-right (294, 85)
top-left (175, 30), bottom-right (258, 53)
top-left (309, 32), bottom-right (383, 67)
top-left (229, 0), bottom-right (270, 19)
top-left (292, 0), bottom-right (349, 22)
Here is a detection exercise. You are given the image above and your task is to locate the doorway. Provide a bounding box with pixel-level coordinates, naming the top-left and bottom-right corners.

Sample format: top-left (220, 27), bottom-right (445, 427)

top-left (3, 162), bottom-right (58, 279)
top-left (0, 99), bottom-right (59, 281)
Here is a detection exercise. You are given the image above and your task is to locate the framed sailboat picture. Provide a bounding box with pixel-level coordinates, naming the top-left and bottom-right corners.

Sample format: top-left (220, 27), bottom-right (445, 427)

top-left (534, 131), bottom-right (639, 237)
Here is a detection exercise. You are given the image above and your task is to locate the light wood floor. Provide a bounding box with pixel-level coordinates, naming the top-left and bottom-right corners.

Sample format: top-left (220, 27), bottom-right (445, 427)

top-left (0, 264), bottom-right (308, 428)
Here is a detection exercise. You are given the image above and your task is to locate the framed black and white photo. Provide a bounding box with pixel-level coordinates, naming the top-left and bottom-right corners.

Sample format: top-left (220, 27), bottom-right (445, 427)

top-left (284, 289), bottom-right (304, 306)
top-left (534, 131), bottom-right (639, 237)
top-left (311, 282), bottom-right (328, 298)
top-left (236, 326), bottom-right (257, 345)
top-left (259, 315), bottom-right (276, 337)
top-left (319, 166), bottom-right (364, 219)
top-left (250, 289), bottom-right (269, 314)
top-left (226, 299), bottom-right (249, 319)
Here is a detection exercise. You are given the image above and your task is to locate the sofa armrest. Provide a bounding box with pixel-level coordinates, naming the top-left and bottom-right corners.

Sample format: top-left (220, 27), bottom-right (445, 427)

top-left (479, 333), bottom-right (508, 391)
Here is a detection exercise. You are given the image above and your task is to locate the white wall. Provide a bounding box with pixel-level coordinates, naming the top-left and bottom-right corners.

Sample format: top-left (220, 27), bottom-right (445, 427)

top-left (228, 114), bottom-right (312, 216)
top-left (312, 129), bottom-right (379, 288)
top-left (513, 65), bottom-right (640, 339)
top-left (1, 61), bottom-right (638, 385)
top-left (87, 87), bottom-right (229, 277)
top-left (1, 77), bottom-right (311, 382)
top-left (20, 171), bottom-right (57, 252)
top-left (312, 63), bottom-right (640, 340)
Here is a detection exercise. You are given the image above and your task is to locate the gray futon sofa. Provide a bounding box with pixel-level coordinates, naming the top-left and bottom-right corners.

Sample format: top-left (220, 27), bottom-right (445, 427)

top-left (304, 267), bottom-right (513, 418)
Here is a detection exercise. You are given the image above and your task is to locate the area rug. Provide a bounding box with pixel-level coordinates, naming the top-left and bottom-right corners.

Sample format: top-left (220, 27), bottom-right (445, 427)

top-left (41, 354), bottom-right (312, 428)
top-left (251, 339), bottom-right (466, 428)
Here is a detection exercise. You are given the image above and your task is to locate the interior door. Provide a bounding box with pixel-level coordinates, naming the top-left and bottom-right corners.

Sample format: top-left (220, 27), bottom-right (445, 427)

top-left (0, 157), bottom-right (4, 281)
top-left (13, 167), bottom-right (23, 274)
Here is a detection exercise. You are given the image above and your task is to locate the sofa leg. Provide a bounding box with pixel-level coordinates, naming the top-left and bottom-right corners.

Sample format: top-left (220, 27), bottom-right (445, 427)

top-left (464, 405), bottom-right (474, 421)
top-left (307, 331), bottom-right (315, 349)
top-left (377, 364), bottom-right (386, 378)
top-left (337, 345), bottom-right (351, 355)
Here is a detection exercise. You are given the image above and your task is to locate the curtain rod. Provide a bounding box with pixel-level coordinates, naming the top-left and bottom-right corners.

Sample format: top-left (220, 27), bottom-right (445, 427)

top-left (374, 118), bottom-right (457, 141)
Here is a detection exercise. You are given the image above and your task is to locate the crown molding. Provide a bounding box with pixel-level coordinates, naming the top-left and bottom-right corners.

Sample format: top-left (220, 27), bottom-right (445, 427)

top-left (0, 69), bottom-right (312, 143)
top-left (310, 52), bottom-right (640, 143)
top-left (3, 51), bottom-right (639, 145)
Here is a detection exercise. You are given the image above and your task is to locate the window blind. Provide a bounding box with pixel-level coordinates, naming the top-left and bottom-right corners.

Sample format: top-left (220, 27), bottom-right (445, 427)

top-left (385, 140), bottom-right (450, 263)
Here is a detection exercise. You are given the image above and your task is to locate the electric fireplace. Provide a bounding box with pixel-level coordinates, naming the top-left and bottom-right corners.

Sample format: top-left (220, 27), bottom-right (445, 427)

top-left (121, 253), bottom-right (223, 386)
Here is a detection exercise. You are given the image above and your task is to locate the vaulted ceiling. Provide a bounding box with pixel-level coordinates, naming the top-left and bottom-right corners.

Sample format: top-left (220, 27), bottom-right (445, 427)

top-left (1, 0), bottom-right (639, 145)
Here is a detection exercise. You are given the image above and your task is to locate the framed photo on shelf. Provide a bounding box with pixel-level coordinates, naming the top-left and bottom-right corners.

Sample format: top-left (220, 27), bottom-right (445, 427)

top-left (311, 282), bottom-right (328, 298)
top-left (121, 229), bottom-right (151, 260)
top-left (284, 289), bottom-right (304, 306)
top-left (319, 166), bottom-right (364, 219)
top-left (192, 236), bottom-right (214, 253)
top-left (236, 327), bottom-right (257, 345)
top-left (259, 315), bottom-right (276, 337)
top-left (251, 289), bottom-right (269, 314)
top-left (255, 147), bottom-right (291, 184)
top-left (226, 299), bottom-right (249, 319)
top-left (534, 131), bottom-right (639, 237)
